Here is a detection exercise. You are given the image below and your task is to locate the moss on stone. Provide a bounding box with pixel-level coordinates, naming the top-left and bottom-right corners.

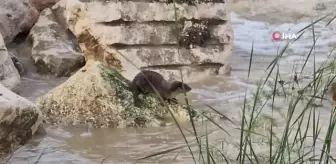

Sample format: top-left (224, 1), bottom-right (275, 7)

top-left (0, 109), bottom-right (39, 159)
top-left (178, 22), bottom-right (211, 49)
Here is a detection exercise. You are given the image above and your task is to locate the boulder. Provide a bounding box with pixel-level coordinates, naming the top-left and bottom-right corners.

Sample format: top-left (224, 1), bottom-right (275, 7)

top-left (53, 0), bottom-right (233, 82)
top-left (0, 0), bottom-right (39, 44)
top-left (0, 83), bottom-right (43, 159)
top-left (29, 8), bottom-right (85, 77)
top-left (36, 60), bottom-right (191, 128)
top-left (0, 33), bottom-right (21, 93)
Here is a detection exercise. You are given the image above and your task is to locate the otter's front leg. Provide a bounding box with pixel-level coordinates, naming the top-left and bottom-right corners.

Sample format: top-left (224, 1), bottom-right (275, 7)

top-left (167, 98), bottom-right (178, 104)
top-left (158, 98), bottom-right (178, 106)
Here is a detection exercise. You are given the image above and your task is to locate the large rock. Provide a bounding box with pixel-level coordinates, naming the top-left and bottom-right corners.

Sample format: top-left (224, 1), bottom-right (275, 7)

top-left (29, 8), bottom-right (85, 77)
top-left (36, 60), bottom-right (191, 128)
top-left (0, 83), bottom-right (43, 159)
top-left (0, 0), bottom-right (39, 44)
top-left (0, 33), bottom-right (21, 93)
top-left (53, 0), bottom-right (233, 82)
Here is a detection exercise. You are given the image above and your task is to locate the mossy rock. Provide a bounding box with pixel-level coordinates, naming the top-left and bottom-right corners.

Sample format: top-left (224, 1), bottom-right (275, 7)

top-left (0, 83), bottom-right (43, 159)
top-left (36, 61), bottom-right (194, 128)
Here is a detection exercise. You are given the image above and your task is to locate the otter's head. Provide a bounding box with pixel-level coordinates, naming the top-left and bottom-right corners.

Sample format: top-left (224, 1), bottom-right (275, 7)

top-left (169, 81), bottom-right (192, 97)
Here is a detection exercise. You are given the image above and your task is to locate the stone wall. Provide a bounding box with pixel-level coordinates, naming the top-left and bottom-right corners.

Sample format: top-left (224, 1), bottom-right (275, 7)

top-left (61, 0), bottom-right (233, 82)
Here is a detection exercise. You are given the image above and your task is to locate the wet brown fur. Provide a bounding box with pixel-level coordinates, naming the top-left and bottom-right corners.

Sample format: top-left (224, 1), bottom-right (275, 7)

top-left (130, 70), bottom-right (192, 106)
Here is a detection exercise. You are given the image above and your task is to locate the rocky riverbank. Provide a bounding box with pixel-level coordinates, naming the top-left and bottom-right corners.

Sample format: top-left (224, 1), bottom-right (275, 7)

top-left (0, 33), bottom-right (43, 159)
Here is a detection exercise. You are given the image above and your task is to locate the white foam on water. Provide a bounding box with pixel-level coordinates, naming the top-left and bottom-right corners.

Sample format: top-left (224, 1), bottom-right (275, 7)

top-left (80, 132), bottom-right (93, 137)
top-left (190, 76), bottom-right (257, 104)
top-left (191, 88), bottom-right (245, 101)
top-left (231, 12), bottom-right (336, 69)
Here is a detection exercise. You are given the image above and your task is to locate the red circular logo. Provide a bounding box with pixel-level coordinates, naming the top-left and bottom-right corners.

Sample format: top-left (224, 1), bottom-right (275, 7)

top-left (272, 31), bottom-right (282, 41)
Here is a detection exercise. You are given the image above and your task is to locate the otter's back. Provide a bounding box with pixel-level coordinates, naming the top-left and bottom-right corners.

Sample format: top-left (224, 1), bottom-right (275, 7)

top-left (132, 70), bottom-right (167, 92)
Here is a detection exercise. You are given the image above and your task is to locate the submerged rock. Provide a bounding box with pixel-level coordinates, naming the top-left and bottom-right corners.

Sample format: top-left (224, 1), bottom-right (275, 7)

top-left (29, 8), bottom-right (85, 77)
top-left (36, 61), bottom-right (192, 128)
top-left (0, 33), bottom-right (21, 93)
top-left (0, 83), bottom-right (43, 159)
top-left (0, 0), bottom-right (39, 44)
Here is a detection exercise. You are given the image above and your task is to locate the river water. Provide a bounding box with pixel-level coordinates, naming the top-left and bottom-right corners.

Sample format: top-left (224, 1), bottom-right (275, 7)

top-left (2, 6), bottom-right (336, 164)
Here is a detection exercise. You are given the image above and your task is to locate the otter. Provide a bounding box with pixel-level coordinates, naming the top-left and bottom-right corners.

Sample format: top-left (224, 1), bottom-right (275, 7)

top-left (130, 70), bottom-right (192, 106)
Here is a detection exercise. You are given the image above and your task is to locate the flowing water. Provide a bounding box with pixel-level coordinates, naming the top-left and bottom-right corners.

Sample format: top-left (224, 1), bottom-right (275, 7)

top-left (3, 6), bottom-right (336, 164)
